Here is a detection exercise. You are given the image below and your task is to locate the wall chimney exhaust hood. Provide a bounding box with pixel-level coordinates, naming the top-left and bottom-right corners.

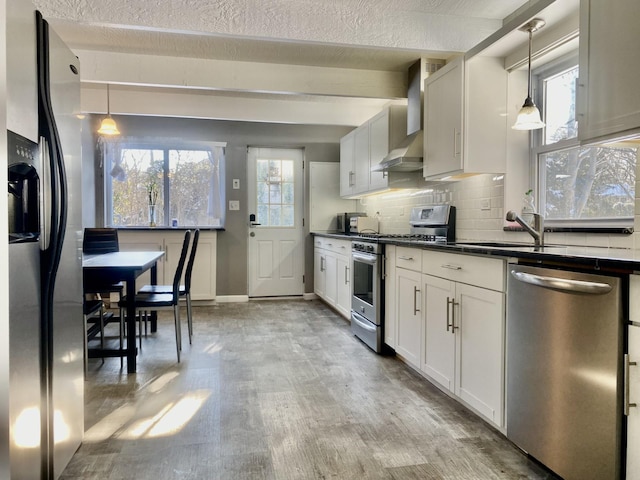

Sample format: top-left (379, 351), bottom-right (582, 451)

top-left (371, 59), bottom-right (443, 174)
top-left (371, 130), bottom-right (424, 172)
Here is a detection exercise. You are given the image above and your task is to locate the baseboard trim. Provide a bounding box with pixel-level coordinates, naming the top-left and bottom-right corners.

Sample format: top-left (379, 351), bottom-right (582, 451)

top-left (215, 295), bottom-right (249, 303)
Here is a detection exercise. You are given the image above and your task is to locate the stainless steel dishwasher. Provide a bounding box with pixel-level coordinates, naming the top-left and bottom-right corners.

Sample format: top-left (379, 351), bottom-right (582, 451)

top-left (507, 264), bottom-right (623, 480)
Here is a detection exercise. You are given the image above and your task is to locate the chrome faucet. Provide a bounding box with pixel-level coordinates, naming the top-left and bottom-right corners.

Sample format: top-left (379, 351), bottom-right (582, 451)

top-left (506, 210), bottom-right (544, 247)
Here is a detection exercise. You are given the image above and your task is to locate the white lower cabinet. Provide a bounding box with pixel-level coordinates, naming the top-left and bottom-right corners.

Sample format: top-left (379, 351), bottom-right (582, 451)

top-left (628, 324), bottom-right (640, 480)
top-left (395, 267), bottom-right (422, 368)
top-left (335, 255), bottom-right (351, 318)
top-left (314, 249), bottom-right (326, 298)
top-left (384, 245), bottom-right (396, 349)
top-left (422, 274), bottom-right (455, 390)
top-left (118, 229), bottom-right (217, 301)
top-left (627, 274), bottom-right (640, 479)
top-left (313, 237), bottom-right (351, 320)
top-left (421, 273), bottom-right (504, 427)
top-left (391, 247), bottom-right (506, 428)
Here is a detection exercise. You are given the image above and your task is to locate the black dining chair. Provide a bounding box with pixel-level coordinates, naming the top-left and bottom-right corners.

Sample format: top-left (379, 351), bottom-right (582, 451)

top-left (120, 230), bottom-right (191, 362)
top-left (83, 297), bottom-right (105, 378)
top-left (137, 229), bottom-right (199, 344)
top-left (82, 227), bottom-right (125, 366)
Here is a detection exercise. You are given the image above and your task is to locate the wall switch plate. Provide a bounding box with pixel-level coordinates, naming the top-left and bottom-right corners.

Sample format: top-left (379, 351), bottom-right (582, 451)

top-left (480, 198), bottom-right (491, 211)
top-left (232, 179), bottom-right (240, 189)
top-left (229, 200), bottom-right (240, 211)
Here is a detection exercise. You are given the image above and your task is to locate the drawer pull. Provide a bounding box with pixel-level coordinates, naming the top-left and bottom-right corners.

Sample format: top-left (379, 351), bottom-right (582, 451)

top-left (440, 264), bottom-right (462, 270)
top-left (398, 256), bottom-right (415, 261)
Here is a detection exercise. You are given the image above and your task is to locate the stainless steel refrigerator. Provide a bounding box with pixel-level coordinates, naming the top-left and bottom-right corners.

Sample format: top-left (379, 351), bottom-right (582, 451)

top-left (7, 8), bottom-right (84, 479)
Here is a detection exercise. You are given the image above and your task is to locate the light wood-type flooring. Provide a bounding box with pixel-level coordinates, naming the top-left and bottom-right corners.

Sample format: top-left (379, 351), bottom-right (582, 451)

top-left (62, 299), bottom-right (558, 479)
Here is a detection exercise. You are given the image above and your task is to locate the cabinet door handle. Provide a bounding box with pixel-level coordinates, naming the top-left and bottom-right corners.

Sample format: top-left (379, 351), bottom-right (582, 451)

top-left (446, 297), bottom-right (453, 332)
top-left (453, 128), bottom-right (461, 157)
top-left (320, 256), bottom-right (325, 272)
top-left (413, 286), bottom-right (420, 315)
top-left (165, 245), bottom-right (168, 263)
top-left (440, 264), bottom-right (462, 270)
top-left (625, 353), bottom-right (638, 416)
top-left (381, 255), bottom-right (386, 279)
top-left (349, 171), bottom-right (355, 186)
top-left (450, 297), bottom-right (459, 334)
top-left (345, 265), bottom-right (349, 285)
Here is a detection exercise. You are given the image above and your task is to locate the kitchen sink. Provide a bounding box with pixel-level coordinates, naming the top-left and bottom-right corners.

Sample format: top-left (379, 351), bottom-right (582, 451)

top-left (453, 241), bottom-right (535, 248)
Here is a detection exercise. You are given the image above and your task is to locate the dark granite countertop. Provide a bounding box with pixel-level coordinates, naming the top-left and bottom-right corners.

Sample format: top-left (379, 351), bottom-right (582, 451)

top-left (312, 232), bottom-right (640, 272)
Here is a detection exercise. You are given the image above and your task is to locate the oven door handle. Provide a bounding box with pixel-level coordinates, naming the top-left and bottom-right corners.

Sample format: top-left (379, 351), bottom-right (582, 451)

top-left (351, 251), bottom-right (378, 265)
top-left (351, 311), bottom-right (376, 332)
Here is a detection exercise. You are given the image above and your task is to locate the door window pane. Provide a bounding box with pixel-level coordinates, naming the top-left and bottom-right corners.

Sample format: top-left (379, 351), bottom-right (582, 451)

top-left (256, 158), bottom-right (295, 227)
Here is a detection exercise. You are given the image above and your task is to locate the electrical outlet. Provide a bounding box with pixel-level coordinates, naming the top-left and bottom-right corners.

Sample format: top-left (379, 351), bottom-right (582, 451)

top-left (232, 179), bottom-right (240, 189)
top-left (229, 200), bottom-right (240, 211)
top-left (480, 198), bottom-right (491, 211)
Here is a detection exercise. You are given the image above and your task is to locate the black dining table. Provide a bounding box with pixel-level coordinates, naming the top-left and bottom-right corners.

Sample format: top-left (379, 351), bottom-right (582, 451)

top-left (82, 250), bottom-right (165, 373)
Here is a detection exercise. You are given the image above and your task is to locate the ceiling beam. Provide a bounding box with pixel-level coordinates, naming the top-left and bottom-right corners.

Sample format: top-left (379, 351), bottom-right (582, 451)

top-left (75, 49), bottom-right (408, 99)
top-left (82, 84), bottom-right (402, 126)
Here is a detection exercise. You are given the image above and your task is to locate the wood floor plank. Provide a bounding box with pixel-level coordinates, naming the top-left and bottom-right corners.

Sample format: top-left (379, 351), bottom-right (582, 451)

top-left (62, 300), bottom-right (558, 480)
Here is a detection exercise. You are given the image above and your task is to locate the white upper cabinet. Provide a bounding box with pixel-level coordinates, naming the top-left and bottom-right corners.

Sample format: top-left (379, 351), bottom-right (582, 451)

top-left (340, 105), bottom-right (408, 197)
top-left (339, 131), bottom-right (356, 197)
top-left (424, 55), bottom-right (508, 180)
top-left (578, 0), bottom-right (640, 142)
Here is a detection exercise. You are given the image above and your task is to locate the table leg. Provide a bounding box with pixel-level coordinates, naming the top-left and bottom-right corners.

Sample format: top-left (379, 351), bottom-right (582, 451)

top-left (150, 262), bottom-right (158, 333)
top-left (126, 273), bottom-right (137, 373)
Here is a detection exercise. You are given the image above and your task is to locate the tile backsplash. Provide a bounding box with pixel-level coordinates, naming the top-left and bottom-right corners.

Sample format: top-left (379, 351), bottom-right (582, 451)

top-left (358, 173), bottom-right (637, 249)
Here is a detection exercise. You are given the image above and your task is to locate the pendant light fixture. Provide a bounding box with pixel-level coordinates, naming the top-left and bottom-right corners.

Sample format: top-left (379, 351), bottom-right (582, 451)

top-left (512, 18), bottom-right (546, 131)
top-left (97, 83), bottom-right (120, 136)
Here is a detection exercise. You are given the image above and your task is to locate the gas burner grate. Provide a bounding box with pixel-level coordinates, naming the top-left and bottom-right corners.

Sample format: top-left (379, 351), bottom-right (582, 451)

top-left (362, 233), bottom-right (448, 243)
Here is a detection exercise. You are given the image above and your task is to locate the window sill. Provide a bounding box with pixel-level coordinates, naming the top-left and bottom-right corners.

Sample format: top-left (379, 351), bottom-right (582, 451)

top-left (504, 226), bottom-right (634, 234)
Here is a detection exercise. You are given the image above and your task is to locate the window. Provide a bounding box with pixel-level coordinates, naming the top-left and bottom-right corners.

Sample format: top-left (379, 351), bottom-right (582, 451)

top-left (255, 158), bottom-right (295, 227)
top-left (533, 56), bottom-right (637, 226)
top-left (104, 139), bottom-right (225, 227)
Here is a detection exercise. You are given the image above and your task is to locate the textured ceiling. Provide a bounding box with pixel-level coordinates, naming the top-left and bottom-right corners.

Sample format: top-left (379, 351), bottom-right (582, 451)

top-left (31, 0), bottom-right (536, 123)
top-left (34, 0), bottom-right (532, 69)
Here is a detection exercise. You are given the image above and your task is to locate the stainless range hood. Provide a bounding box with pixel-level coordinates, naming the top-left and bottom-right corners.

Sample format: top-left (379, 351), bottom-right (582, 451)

top-left (372, 130), bottom-right (424, 172)
top-left (372, 59), bottom-right (444, 174)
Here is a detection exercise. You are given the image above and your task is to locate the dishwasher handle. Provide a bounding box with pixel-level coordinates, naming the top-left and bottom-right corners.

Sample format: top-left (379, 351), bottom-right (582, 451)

top-left (510, 270), bottom-right (613, 295)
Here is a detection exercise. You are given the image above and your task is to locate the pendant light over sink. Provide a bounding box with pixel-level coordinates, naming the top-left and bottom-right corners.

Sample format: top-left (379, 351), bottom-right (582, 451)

top-left (97, 83), bottom-right (120, 136)
top-left (512, 18), bottom-right (546, 131)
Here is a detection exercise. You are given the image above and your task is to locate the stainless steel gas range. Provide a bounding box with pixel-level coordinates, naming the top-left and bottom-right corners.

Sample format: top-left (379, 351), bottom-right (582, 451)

top-left (350, 205), bottom-right (456, 353)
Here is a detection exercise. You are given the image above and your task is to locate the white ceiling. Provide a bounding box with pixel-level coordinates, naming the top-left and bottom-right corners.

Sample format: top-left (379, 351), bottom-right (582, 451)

top-left (33, 0), bottom-right (537, 125)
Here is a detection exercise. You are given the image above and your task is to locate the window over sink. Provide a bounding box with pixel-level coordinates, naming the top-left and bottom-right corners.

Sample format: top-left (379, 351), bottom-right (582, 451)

top-left (533, 54), bottom-right (637, 228)
top-left (103, 138), bottom-right (226, 228)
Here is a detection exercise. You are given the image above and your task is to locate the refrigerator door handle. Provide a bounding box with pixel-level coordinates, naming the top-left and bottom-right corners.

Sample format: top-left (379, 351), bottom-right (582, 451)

top-left (37, 12), bottom-right (69, 480)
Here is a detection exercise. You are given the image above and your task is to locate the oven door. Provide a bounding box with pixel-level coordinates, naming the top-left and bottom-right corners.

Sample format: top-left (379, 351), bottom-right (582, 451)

top-left (351, 250), bottom-right (381, 326)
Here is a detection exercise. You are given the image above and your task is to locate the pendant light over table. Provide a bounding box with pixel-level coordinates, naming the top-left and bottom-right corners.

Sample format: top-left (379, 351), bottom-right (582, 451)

top-left (512, 18), bottom-right (546, 131)
top-left (97, 84), bottom-right (120, 136)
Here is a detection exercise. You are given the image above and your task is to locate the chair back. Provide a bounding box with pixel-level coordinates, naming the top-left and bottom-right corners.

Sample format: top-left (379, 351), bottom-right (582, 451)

top-left (172, 230), bottom-right (192, 299)
top-left (183, 229), bottom-right (200, 294)
top-left (83, 228), bottom-right (120, 254)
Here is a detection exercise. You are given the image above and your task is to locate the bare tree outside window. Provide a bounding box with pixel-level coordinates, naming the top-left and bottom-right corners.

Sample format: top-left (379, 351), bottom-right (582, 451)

top-left (535, 62), bottom-right (637, 224)
top-left (106, 141), bottom-right (226, 227)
